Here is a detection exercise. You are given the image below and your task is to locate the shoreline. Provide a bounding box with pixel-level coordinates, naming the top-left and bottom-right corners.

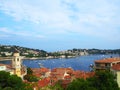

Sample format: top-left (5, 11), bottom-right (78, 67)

top-left (0, 55), bottom-right (77, 61)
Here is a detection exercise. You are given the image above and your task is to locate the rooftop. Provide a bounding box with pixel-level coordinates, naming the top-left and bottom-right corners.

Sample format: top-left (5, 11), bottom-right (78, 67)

top-left (0, 63), bottom-right (12, 68)
top-left (95, 58), bottom-right (120, 63)
top-left (0, 63), bottom-right (6, 66)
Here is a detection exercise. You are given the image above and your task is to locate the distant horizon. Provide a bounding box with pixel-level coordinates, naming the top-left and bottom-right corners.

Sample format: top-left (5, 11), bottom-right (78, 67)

top-left (0, 0), bottom-right (120, 52)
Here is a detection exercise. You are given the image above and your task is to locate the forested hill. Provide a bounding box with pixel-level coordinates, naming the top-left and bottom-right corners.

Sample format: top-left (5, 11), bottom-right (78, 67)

top-left (0, 45), bottom-right (47, 57)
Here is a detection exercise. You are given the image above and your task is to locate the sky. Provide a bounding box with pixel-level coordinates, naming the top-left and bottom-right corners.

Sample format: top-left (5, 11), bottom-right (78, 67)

top-left (0, 0), bottom-right (120, 52)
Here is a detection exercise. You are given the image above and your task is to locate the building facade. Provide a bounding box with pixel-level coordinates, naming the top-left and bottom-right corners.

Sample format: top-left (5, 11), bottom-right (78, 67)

top-left (12, 52), bottom-right (22, 77)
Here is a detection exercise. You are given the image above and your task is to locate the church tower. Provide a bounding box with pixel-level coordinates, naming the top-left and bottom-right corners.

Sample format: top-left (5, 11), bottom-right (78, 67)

top-left (12, 51), bottom-right (22, 77)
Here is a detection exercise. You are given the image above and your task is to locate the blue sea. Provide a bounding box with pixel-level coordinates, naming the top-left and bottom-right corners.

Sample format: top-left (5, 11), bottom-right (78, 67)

top-left (0, 54), bottom-right (119, 71)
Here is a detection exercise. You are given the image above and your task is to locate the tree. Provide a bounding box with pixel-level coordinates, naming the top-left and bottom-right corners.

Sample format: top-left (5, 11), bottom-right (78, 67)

top-left (67, 71), bottom-right (119, 90)
top-left (7, 75), bottom-right (24, 89)
top-left (0, 71), bottom-right (10, 88)
top-left (27, 67), bottom-right (33, 75)
top-left (49, 82), bottom-right (63, 90)
top-left (93, 71), bottom-right (119, 90)
top-left (0, 71), bottom-right (28, 90)
top-left (67, 78), bottom-right (96, 90)
top-left (24, 67), bottom-right (38, 82)
top-left (24, 75), bottom-right (38, 82)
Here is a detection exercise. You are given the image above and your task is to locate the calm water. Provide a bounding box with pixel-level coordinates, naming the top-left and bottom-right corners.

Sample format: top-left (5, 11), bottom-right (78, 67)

top-left (0, 54), bottom-right (119, 71)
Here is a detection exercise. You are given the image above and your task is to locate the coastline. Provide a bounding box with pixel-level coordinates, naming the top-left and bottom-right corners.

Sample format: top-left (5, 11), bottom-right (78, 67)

top-left (0, 57), bottom-right (12, 61)
top-left (0, 55), bottom-right (77, 61)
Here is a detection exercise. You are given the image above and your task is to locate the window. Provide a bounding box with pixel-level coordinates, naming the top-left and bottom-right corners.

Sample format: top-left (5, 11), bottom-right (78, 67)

top-left (17, 58), bottom-right (19, 61)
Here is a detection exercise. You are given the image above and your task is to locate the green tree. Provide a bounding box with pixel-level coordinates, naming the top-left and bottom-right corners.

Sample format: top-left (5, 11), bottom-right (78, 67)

top-left (93, 71), bottom-right (119, 90)
top-left (24, 75), bottom-right (38, 82)
top-left (0, 71), bottom-right (31, 90)
top-left (49, 82), bottom-right (63, 90)
top-left (0, 71), bottom-right (10, 88)
top-left (3, 87), bottom-right (13, 90)
top-left (24, 67), bottom-right (38, 82)
top-left (67, 78), bottom-right (96, 90)
top-left (7, 75), bottom-right (24, 89)
top-left (67, 71), bottom-right (119, 90)
top-left (27, 67), bottom-right (33, 75)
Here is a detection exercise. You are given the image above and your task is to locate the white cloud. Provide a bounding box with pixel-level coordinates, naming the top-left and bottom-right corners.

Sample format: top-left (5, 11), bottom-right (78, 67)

top-left (0, 27), bottom-right (46, 39)
top-left (0, 0), bottom-right (120, 41)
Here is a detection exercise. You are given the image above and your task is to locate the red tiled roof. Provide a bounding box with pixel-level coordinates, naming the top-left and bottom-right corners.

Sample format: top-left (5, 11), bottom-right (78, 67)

top-left (73, 70), bottom-right (95, 79)
top-left (64, 75), bottom-right (71, 79)
top-left (112, 64), bottom-right (120, 71)
top-left (0, 63), bottom-right (12, 68)
top-left (0, 63), bottom-right (5, 66)
top-left (38, 78), bottom-right (50, 87)
top-left (31, 68), bottom-right (50, 78)
top-left (95, 58), bottom-right (120, 63)
top-left (32, 67), bottom-right (49, 72)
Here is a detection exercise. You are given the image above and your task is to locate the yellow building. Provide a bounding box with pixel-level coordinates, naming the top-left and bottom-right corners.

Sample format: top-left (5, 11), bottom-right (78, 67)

top-left (12, 52), bottom-right (22, 77)
top-left (0, 52), bottom-right (26, 78)
top-left (111, 64), bottom-right (120, 87)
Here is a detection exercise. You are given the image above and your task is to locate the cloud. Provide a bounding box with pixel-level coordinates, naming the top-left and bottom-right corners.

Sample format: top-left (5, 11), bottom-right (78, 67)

top-left (0, 27), bottom-right (46, 39)
top-left (0, 0), bottom-right (120, 41)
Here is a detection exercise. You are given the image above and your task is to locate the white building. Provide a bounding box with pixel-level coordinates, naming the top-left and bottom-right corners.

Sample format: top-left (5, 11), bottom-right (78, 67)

top-left (0, 64), bottom-right (6, 71)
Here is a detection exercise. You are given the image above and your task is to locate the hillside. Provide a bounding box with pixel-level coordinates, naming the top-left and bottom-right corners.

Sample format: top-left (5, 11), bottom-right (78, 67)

top-left (0, 45), bottom-right (47, 57)
top-left (0, 45), bottom-right (120, 58)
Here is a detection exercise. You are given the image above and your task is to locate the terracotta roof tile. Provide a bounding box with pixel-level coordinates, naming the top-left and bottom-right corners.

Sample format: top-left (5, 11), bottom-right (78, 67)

top-left (38, 78), bottom-right (50, 87)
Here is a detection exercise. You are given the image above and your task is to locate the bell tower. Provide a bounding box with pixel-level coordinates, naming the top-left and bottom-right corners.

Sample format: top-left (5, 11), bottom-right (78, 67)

top-left (12, 51), bottom-right (22, 77)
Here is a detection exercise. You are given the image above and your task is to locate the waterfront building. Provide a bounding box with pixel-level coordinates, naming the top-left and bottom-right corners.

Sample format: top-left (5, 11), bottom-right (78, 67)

top-left (94, 58), bottom-right (120, 71)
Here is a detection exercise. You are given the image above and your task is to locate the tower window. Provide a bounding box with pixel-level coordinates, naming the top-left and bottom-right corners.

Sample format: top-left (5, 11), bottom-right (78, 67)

top-left (17, 58), bottom-right (19, 61)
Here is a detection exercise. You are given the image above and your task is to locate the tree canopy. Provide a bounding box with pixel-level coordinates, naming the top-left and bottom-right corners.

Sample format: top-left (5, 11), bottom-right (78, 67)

top-left (0, 71), bottom-right (27, 90)
top-left (67, 71), bottom-right (119, 90)
top-left (23, 67), bottom-right (38, 82)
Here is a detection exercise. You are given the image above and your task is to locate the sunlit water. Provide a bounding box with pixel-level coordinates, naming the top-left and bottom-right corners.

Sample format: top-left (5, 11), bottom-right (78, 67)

top-left (0, 54), bottom-right (119, 71)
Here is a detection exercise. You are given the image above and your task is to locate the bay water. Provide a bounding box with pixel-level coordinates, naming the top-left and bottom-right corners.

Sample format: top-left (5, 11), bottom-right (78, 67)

top-left (0, 54), bottom-right (119, 71)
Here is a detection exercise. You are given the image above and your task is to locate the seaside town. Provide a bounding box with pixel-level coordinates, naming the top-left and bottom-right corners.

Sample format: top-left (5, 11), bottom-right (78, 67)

top-left (0, 46), bottom-right (120, 90)
top-left (0, 0), bottom-right (120, 90)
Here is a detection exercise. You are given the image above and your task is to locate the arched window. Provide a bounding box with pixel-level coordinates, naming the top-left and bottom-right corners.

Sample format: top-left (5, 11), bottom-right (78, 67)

top-left (17, 58), bottom-right (19, 61)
